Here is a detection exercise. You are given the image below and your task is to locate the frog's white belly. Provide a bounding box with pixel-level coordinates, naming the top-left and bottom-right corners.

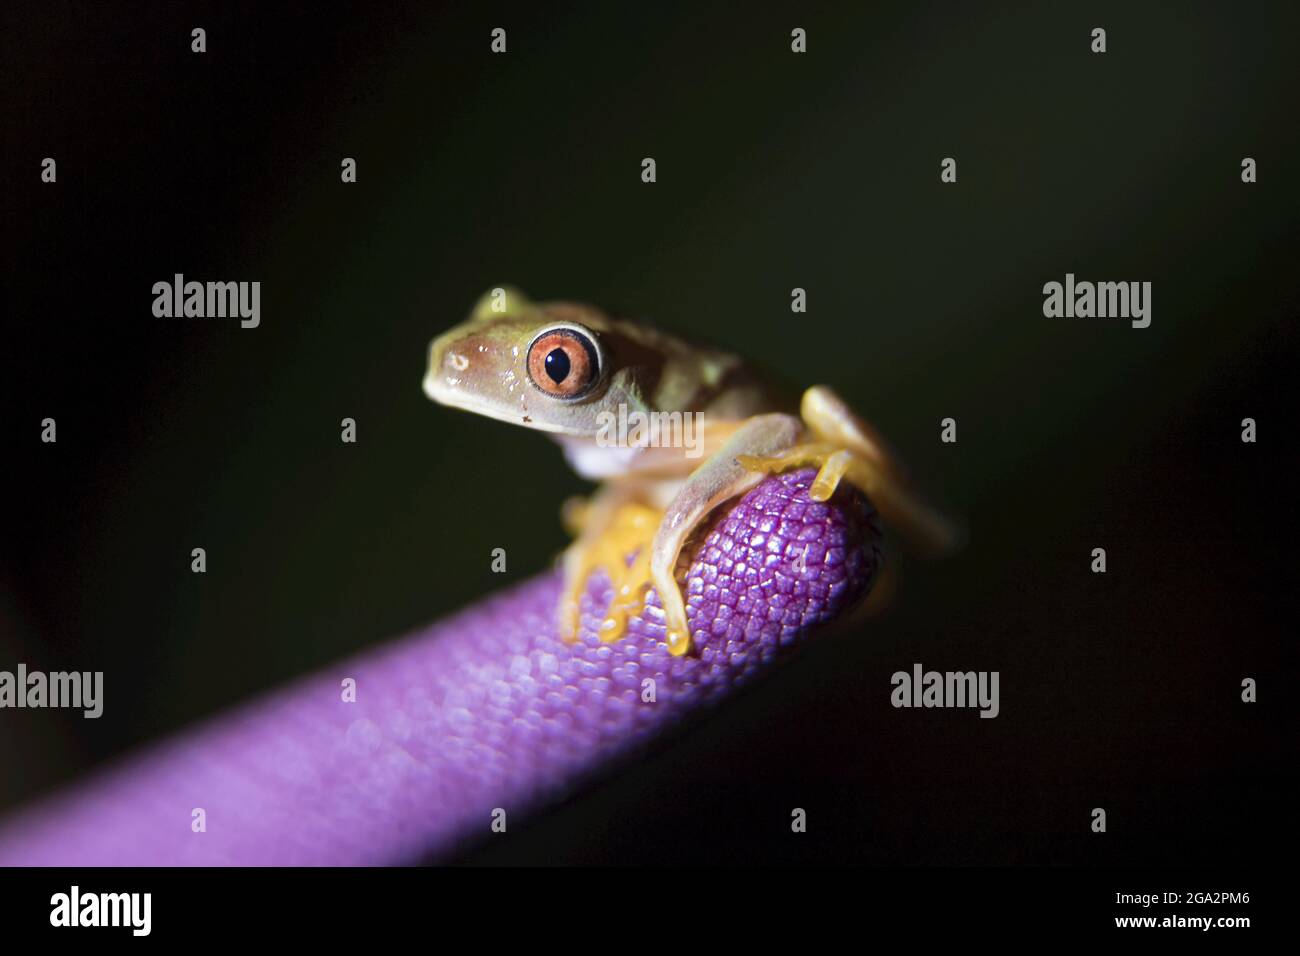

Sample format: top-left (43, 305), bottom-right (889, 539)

top-left (555, 435), bottom-right (698, 486)
top-left (557, 438), bottom-right (645, 478)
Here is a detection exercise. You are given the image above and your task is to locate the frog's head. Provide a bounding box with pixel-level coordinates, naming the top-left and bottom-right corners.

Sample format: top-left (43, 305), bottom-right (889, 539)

top-left (424, 288), bottom-right (642, 438)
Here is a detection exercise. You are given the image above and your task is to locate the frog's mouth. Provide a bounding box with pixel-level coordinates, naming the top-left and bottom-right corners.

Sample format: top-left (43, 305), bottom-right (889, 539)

top-left (422, 370), bottom-right (589, 436)
top-left (420, 370), bottom-right (460, 406)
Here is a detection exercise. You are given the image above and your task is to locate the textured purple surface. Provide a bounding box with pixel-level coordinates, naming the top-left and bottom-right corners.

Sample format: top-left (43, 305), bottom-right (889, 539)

top-left (0, 470), bottom-right (880, 866)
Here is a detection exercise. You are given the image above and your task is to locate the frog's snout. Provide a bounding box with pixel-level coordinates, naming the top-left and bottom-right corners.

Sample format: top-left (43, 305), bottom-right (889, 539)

top-left (423, 327), bottom-right (513, 409)
top-left (423, 336), bottom-right (464, 403)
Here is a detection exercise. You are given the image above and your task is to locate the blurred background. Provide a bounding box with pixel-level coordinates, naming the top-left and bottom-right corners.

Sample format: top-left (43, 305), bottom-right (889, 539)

top-left (2, 0), bottom-right (1295, 864)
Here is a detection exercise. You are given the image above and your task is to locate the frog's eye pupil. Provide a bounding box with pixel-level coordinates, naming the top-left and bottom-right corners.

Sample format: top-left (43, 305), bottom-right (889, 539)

top-left (544, 348), bottom-right (570, 384)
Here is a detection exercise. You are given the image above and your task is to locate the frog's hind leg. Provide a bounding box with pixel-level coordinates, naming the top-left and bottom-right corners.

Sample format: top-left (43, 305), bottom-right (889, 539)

top-left (558, 485), bottom-right (664, 645)
top-left (650, 413), bottom-right (805, 656)
top-left (737, 385), bottom-right (957, 557)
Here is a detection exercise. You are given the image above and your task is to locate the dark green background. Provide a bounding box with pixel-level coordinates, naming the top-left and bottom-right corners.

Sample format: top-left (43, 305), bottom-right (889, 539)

top-left (3, 1), bottom-right (1295, 864)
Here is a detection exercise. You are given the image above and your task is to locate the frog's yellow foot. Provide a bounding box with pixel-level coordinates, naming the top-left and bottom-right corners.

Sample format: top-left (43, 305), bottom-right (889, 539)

top-left (558, 502), bottom-right (662, 645)
top-left (736, 442), bottom-right (868, 503)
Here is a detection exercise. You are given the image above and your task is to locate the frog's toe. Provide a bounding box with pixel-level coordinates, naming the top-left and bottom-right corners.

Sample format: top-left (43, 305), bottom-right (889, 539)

top-left (597, 547), bottom-right (653, 643)
top-left (663, 602), bottom-right (692, 657)
top-left (559, 502), bottom-right (662, 645)
top-left (737, 442), bottom-right (862, 502)
top-left (809, 449), bottom-right (855, 502)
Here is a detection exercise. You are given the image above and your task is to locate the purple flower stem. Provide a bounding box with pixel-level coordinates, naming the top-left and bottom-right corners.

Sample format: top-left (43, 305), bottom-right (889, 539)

top-left (0, 470), bottom-right (880, 865)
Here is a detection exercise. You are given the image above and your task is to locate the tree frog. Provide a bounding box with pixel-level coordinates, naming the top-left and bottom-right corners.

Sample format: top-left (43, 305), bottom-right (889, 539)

top-left (424, 288), bottom-right (955, 656)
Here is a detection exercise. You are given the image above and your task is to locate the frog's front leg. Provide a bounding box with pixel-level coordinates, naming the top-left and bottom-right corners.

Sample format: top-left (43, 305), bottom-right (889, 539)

top-left (738, 385), bottom-right (957, 557)
top-left (650, 414), bottom-right (805, 656)
top-left (558, 482), bottom-right (664, 645)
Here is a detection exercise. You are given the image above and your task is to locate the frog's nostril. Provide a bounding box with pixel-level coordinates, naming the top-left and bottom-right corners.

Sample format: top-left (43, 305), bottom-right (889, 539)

top-left (445, 350), bottom-right (470, 372)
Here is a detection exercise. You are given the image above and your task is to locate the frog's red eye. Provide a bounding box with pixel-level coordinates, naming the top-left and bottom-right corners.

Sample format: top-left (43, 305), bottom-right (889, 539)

top-left (526, 327), bottom-right (601, 400)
